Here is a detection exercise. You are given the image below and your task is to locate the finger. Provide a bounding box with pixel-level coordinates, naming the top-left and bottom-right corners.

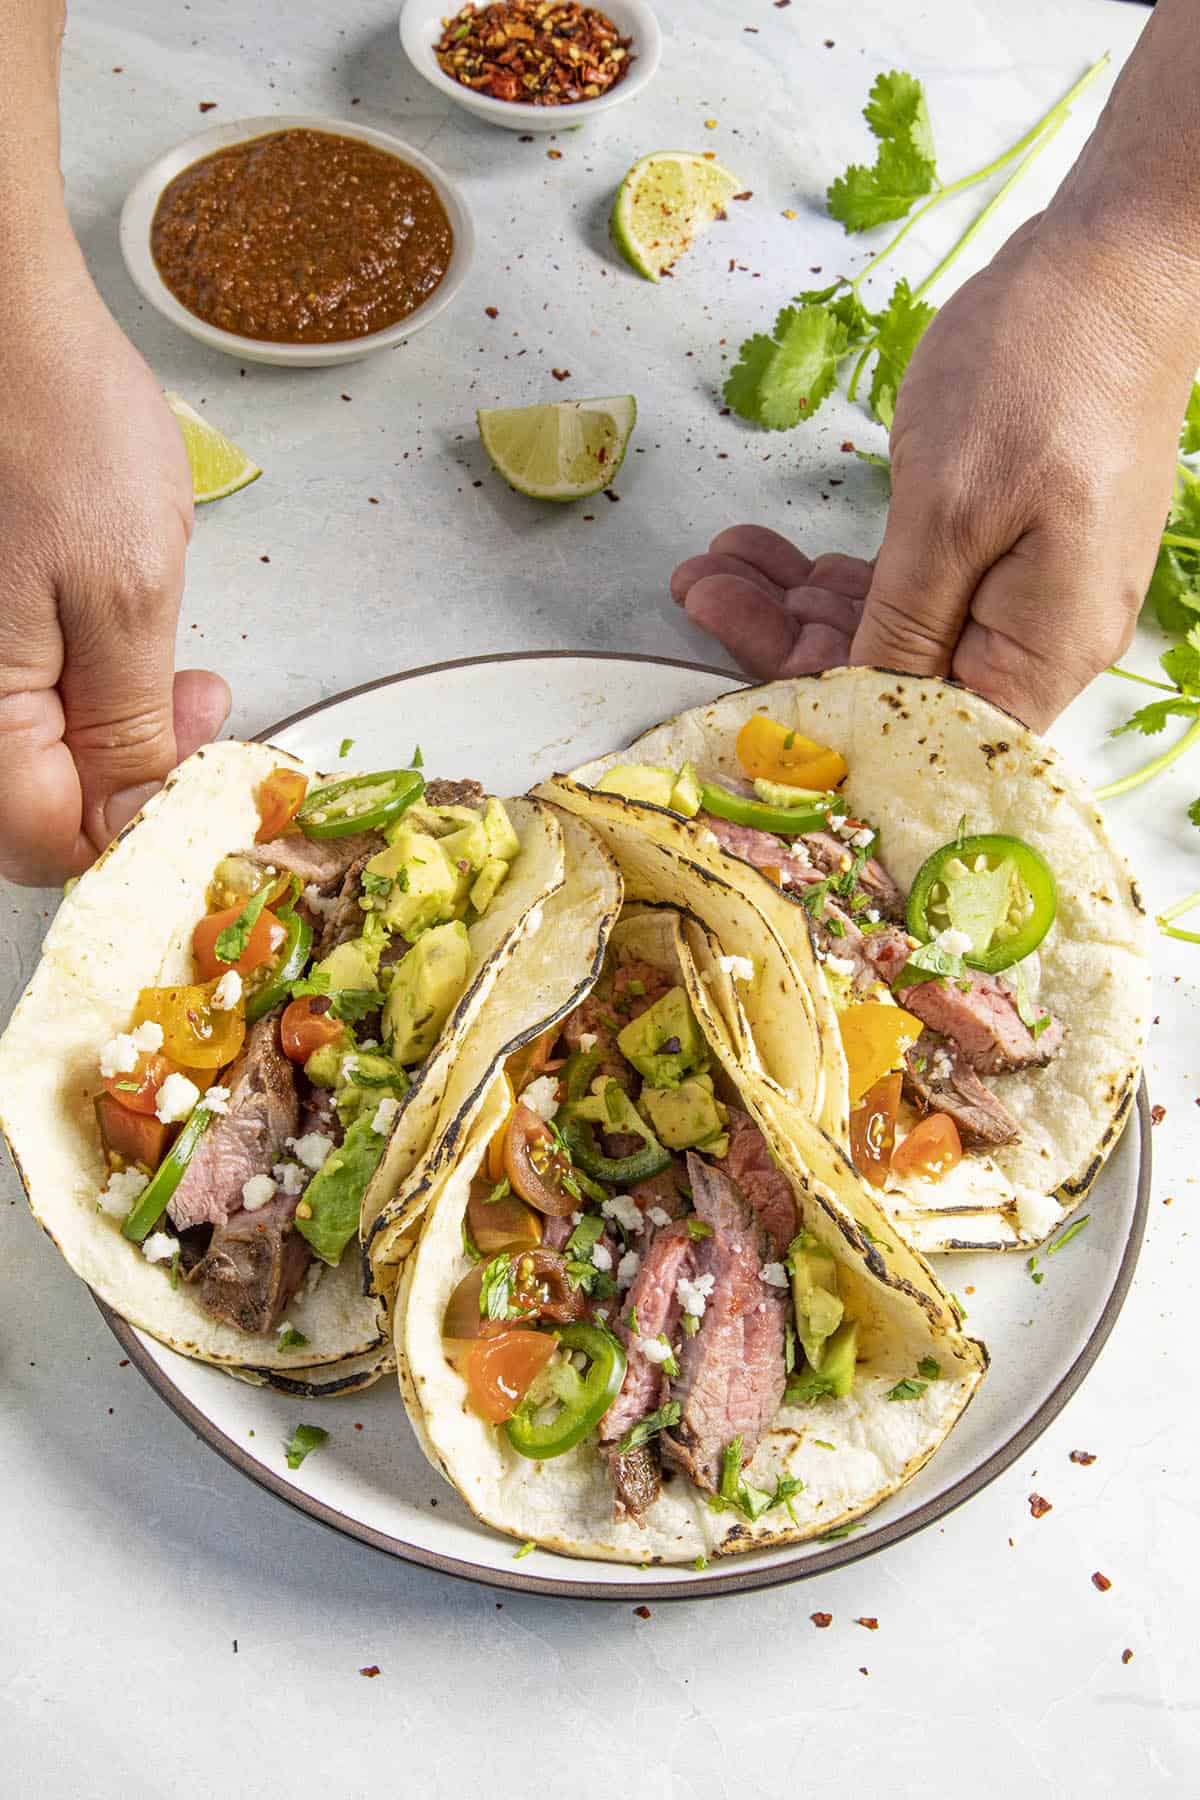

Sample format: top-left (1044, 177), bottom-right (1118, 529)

top-left (172, 669), bottom-right (232, 762)
top-left (682, 574), bottom-right (853, 679)
top-left (707, 525), bottom-right (815, 590)
top-left (850, 493), bottom-right (982, 676)
top-left (671, 552), bottom-right (782, 606)
top-left (805, 553), bottom-right (874, 603)
top-left (779, 581), bottom-right (869, 634)
top-left (0, 686), bottom-right (93, 885)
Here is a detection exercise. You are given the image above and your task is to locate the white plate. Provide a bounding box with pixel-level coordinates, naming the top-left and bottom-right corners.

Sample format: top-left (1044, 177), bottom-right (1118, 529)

top-left (119, 115), bottom-right (475, 368)
top-left (399, 0), bottom-right (662, 133)
top-left (101, 653), bottom-right (1149, 1599)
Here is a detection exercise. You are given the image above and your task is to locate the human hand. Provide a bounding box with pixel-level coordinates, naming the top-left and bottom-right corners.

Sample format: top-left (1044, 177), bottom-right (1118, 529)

top-left (674, 217), bottom-right (1197, 731)
top-left (0, 278), bottom-right (230, 885)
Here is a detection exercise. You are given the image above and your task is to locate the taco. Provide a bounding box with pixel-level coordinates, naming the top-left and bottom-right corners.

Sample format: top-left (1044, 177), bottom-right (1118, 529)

top-left (544, 670), bottom-right (1149, 1253)
top-left (397, 906), bottom-right (985, 1563)
top-left (0, 740), bottom-right (564, 1377)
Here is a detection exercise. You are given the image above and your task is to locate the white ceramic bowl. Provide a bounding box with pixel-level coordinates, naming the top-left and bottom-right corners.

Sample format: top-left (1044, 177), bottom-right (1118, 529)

top-left (399, 0), bottom-right (661, 133)
top-left (119, 114), bottom-right (475, 368)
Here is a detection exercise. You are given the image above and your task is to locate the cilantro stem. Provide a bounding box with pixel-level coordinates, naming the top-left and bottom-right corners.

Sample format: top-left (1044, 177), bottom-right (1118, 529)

top-left (1096, 714), bottom-right (1200, 801)
top-left (1162, 532), bottom-right (1200, 553)
top-left (1105, 665), bottom-right (1176, 694)
top-left (1156, 887), bottom-right (1200, 942)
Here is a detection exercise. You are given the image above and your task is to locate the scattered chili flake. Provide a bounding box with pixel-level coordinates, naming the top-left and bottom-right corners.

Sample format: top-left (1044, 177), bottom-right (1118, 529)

top-left (1122, 1648), bottom-right (1133, 1665)
top-left (260, 554), bottom-right (270, 563)
top-left (341, 392), bottom-right (352, 401)
top-left (354, 1421), bottom-right (364, 1431)
top-left (485, 305), bottom-right (499, 318)
top-left (359, 1665), bottom-right (381, 1677)
top-left (732, 190), bottom-right (753, 201)
top-left (782, 208), bottom-right (797, 219)
top-left (824, 38), bottom-right (835, 47)
top-left (855, 1616), bottom-right (879, 1630)
top-left (841, 440), bottom-right (855, 452)
top-left (368, 496), bottom-right (379, 504)
top-left (551, 367), bottom-right (571, 380)
top-left (603, 488), bottom-right (620, 502)
top-left (547, 148), bottom-right (563, 159)
top-left (1028, 1493), bottom-right (1053, 1519)
top-left (1151, 1104), bottom-right (1166, 1125)
top-left (774, 1), bottom-right (791, 8)
top-left (1070, 1450), bottom-right (1097, 1466)
top-left (118, 1359), bottom-right (129, 1367)
top-left (633, 1604), bottom-right (651, 1619)
top-left (519, 133), bottom-right (534, 141)
top-left (435, 2), bottom-right (634, 107)
top-left (810, 1611), bottom-right (832, 1628)
top-left (198, 101), bottom-right (218, 112)
top-left (1092, 1571), bottom-right (1112, 1593)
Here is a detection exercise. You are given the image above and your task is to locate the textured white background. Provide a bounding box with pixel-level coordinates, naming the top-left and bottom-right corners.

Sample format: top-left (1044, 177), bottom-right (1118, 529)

top-left (2, 1), bottom-right (1197, 1793)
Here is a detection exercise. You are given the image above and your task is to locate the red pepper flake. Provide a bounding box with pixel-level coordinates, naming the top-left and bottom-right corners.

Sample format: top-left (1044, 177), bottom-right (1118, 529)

top-left (351, 97), bottom-right (361, 105)
top-left (603, 488), bottom-right (620, 502)
top-left (582, 513), bottom-right (595, 521)
top-left (841, 440), bottom-right (855, 452)
top-left (112, 66), bottom-right (124, 73)
top-left (810, 1611), bottom-right (832, 1628)
top-left (1092, 1571), bottom-right (1112, 1592)
top-left (633, 1604), bottom-right (651, 1619)
top-left (1151, 1104), bottom-right (1166, 1125)
top-left (359, 1665), bottom-right (382, 1677)
top-left (1028, 1493), bottom-right (1053, 1519)
top-left (732, 191), bottom-right (753, 201)
top-left (551, 368), bottom-right (571, 381)
top-left (354, 1421), bottom-right (364, 1431)
top-left (435, 2), bottom-right (634, 107)
top-left (547, 149), bottom-right (563, 160)
top-left (368, 496), bottom-right (379, 504)
top-left (519, 134), bottom-right (535, 142)
top-left (1070, 1450), bottom-right (1097, 1465)
top-left (341, 393), bottom-right (352, 401)
top-left (824, 38), bottom-right (835, 47)
top-left (198, 101), bottom-right (218, 112)
top-left (260, 554), bottom-right (270, 563)
top-left (1122, 1648), bottom-right (1134, 1665)
top-left (855, 1616), bottom-right (879, 1630)
top-left (485, 306), bottom-right (499, 318)
top-left (118, 1359), bottom-right (129, 1367)
top-left (774, 1), bottom-right (791, 7)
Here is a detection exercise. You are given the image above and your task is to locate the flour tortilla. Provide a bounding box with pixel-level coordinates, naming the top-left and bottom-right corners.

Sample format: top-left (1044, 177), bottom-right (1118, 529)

top-left (0, 742), bottom-right (564, 1375)
top-left (398, 907), bottom-right (985, 1564)
top-left (549, 669), bottom-right (1149, 1252)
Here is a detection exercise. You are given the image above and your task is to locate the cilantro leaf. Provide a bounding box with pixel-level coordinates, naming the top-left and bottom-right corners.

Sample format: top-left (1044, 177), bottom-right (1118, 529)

top-left (1111, 697), bottom-right (1199, 739)
top-left (329, 988), bottom-right (382, 1023)
top-left (785, 1366), bottom-right (838, 1405)
top-left (916, 1356), bottom-right (941, 1380)
top-left (863, 69), bottom-right (936, 163)
top-left (1161, 630), bottom-right (1200, 697)
top-left (867, 278), bottom-right (937, 429)
top-left (285, 1423), bottom-right (328, 1469)
top-left (1189, 798), bottom-right (1200, 830)
top-left (724, 305), bottom-right (849, 430)
top-left (890, 938), bottom-right (967, 992)
top-left (565, 1212), bottom-right (604, 1259)
top-left (616, 1401), bottom-right (682, 1455)
top-left (361, 869), bottom-right (393, 899)
top-left (479, 1253), bottom-right (516, 1321)
top-left (339, 737), bottom-right (354, 759)
top-left (215, 884), bottom-right (273, 965)
top-left (827, 135), bottom-right (937, 233)
top-left (1182, 381), bottom-right (1200, 455)
top-left (1013, 963), bottom-right (1051, 1041)
top-left (277, 1325), bottom-right (309, 1350)
top-left (886, 1377), bottom-right (928, 1402)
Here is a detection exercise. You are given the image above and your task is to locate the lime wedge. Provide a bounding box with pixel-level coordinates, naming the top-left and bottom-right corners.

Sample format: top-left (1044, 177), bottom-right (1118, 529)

top-left (611, 152), bottom-right (743, 282)
top-left (166, 392), bottom-right (262, 503)
top-left (477, 396), bottom-right (636, 501)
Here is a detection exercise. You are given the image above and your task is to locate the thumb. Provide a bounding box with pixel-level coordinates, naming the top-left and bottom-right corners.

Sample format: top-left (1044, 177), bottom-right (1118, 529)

top-left (849, 481), bottom-right (986, 677)
top-left (100, 669), bottom-right (234, 841)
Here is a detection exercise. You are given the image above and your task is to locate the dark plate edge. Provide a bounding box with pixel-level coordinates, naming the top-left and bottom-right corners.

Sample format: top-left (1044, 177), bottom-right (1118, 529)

top-left (95, 651), bottom-right (1153, 1602)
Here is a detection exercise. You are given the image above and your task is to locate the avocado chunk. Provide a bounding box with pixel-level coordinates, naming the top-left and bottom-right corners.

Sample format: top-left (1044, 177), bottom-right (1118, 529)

top-left (314, 937), bottom-right (378, 993)
top-left (483, 796), bottom-right (521, 863)
top-left (364, 828), bottom-right (459, 937)
top-left (809, 1319), bottom-right (858, 1397)
top-left (571, 1076), bottom-right (660, 1148)
top-left (640, 1072), bottom-right (728, 1151)
top-left (789, 1230), bottom-right (845, 1369)
top-left (597, 763), bottom-right (676, 808)
top-left (393, 801), bottom-right (481, 841)
top-left (383, 920), bottom-right (471, 1066)
top-left (470, 856), bottom-right (510, 916)
top-left (753, 778), bottom-right (828, 809)
top-left (304, 1041), bottom-right (344, 1090)
top-left (441, 818), bottom-right (491, 876)
top-left (670, 763), bottom-right (703, 818)
top-left (295, 1113), bottom-right (388, 1268)
top-left (616, 986), bottom-right (706, 1088)
top-left (335, 1051), bottom-right (409, 1128)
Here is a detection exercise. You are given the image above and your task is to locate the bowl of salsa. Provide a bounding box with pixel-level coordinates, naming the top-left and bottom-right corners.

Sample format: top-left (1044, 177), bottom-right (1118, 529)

top-left (120, 116), bottom-right (475, 366)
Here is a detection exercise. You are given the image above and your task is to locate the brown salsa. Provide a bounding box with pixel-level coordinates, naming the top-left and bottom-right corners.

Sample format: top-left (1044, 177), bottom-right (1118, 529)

top-left (150, 128), bottom-right (454, 344)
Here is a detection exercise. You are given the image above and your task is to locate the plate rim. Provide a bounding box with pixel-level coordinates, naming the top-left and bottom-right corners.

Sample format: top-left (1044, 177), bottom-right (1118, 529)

top-left (96, 651), bottom-right (1153, 1601)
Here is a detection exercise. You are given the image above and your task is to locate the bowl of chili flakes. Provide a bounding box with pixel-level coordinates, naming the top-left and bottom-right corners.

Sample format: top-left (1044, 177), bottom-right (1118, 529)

top-left (400, 0), bottom-right (661, 131)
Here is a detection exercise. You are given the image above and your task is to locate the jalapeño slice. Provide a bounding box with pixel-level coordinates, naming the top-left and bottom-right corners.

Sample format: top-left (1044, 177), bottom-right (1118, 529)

top-left (504, 1323), bottom-right (627, 1460)
top-left (699, 782), bottom-right (844, 839)
top-left (906, 832), bottom-right (1057, 973)
top-left (295, 770), bottom-right (424, 841)
top-left (245, 912), bottom-right (313, 1024)
top-left (121, 1104), bottom-right (213, 1242)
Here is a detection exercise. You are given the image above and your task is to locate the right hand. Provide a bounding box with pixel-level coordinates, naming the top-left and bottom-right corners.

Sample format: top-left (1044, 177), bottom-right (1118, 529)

top-left (0, 278), bottom-right (230, 885)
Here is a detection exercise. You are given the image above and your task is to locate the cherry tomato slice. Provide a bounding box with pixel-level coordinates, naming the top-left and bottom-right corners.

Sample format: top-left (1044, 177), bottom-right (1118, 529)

top-left (193, 905), bottom-right (288, 981)
top-left (94, 1092), bottom-right (171, 1169)
top-left (103, 1051), bottom-right (175, 1116)
top-left (281, 996), bottom-right (346, 1064)
top-left (735, 714), bottom-right (848, 789)
top-left (465, 1330), bottom-right (557, 1424)
top-left (503, 1104), bottom-right (577, 1217)
top-left (505, 1026), bottom-right (561, 1096)
top-left (443, 1261), bottom-right (538, 1340)
top-left (891, 1112), bottom-right (963, 1180)
top-left (134, 980), bottom-right (246, 1070)
top-left (255, 767), bottom-right (308, 843)
top-left (467, 1176), bottom-right (543, 1255)
top-left (849, 1072), bottom-right (902, 1184)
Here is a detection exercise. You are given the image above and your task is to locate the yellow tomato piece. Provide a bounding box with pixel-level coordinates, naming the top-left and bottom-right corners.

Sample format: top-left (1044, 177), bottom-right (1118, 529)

top-left (134, 979), bottom-right (246, 1071)
top-left (838, 1001), bottom-right (924, 1107)
top-left (735, 714), bottom-right (848, 789)
top-left (486, 1071), bottom-right (516, 1183)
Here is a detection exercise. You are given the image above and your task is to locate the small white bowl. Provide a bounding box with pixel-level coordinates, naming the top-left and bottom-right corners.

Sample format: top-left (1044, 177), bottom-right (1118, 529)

top-left (399, 0), bottom-right (661, 133)
top-left (119, 114), bottom-right (475, 368)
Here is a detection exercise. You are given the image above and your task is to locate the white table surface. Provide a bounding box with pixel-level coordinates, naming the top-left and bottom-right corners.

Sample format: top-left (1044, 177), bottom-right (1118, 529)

top-left (2, 0), bottom-right (1197, 1792)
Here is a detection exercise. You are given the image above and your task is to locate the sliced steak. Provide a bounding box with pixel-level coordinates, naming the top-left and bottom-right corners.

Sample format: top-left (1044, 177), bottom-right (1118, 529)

top-left (423, 777), bottom-right (485, 809)
top-left (699, 812), bottom-right (821, 890)
top-left (245, 830), bottom-right (383, 892)
top-left (630, 1157), bottom-right (690, 1221)
top-left (721, 1109), bottom-right (796, 1256)
top-left (542, 1214), bottom-right (572, 1252)
top-left (800, 828), bottom-right (906, 919)
top-left (612, 960), bottom-right (671, 1019)
top-left (904, 1031), bottom-right (1019, 1148)
top-left (661, 1156), bottom-right (788, 1493)
top-left (600, 1220), bottom-right (692, 1445)
top-left (605, 1442), bottom-right (661, 1523)
top-left (298, 1079), bottom-right (345, 1150)
top-left (186, 1190), bottom-right (310, 1335)
top-left (867, 931), bottom-right (1065, 1074)
top-left (167, 1015), bottom-right (300, 1232)
top-left (314, 849), bottom-right (373, 959)
top-left (562, 988), bottom-right (629, 1090)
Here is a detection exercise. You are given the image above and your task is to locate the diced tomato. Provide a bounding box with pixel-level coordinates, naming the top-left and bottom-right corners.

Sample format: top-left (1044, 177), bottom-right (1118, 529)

top-left (467, 1176), bottom-right (543, 1254)
top-left (838, 1001), bottom-right (924, 1107)
top-left (94, 1093), bottom-right (170, 1169)
top-left (505, 1026), bottom-right (560, 1095)
top-left (193, 904), bottom-right (287, 981)
top-left (134, 980), bottom-right (246, 1070)
top-left (254, 767), bottom-right (308, 843)
top-left (849, 1072), bottom-right (902, 1185)
top-left (464, 1330), bottom-right (556, 1424)
top-left (102, 1051), bottom-right (174, 1116)
top-left (890, 1112), bottom-right (963, 1180)
top-left (281, 997), bottom-right (346, 1064)
top-left (735, 714), bottom-right (848, 790)
top-left (503, 1104), bottom-right (576, 1217)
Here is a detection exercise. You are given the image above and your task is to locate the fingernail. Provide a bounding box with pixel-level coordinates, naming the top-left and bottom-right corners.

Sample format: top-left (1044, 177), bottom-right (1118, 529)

top-left (103, 782), bottom-right (162, 842)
